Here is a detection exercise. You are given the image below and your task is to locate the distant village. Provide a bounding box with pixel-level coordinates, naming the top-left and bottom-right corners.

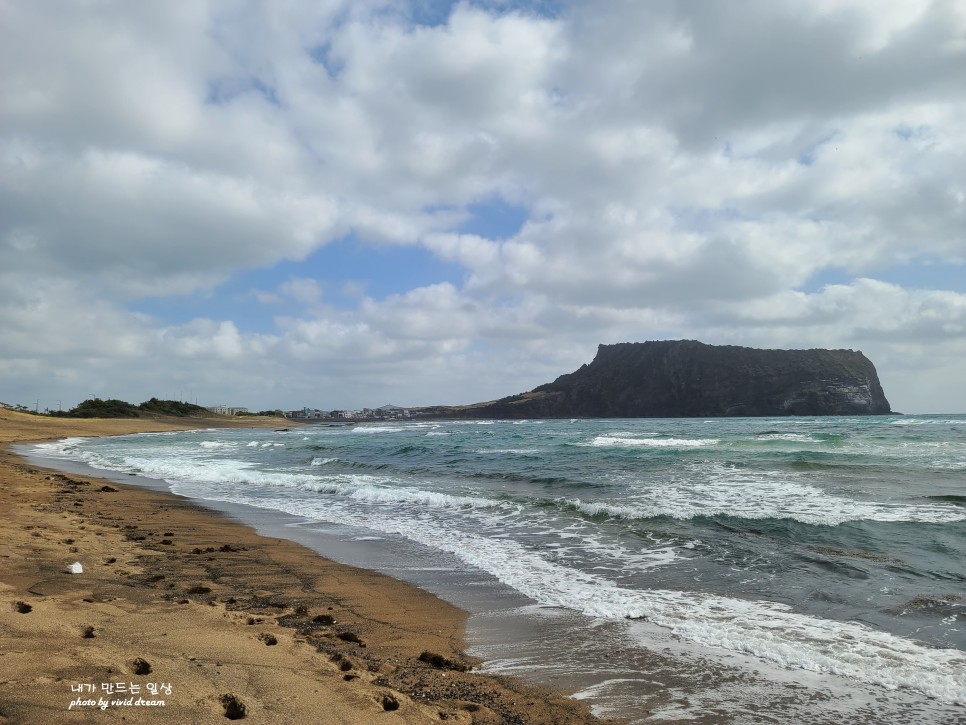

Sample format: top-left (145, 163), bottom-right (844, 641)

top-left (204, 404), bottom-right (414, 421)
top-left (282, 404), bottom-right (413, 421)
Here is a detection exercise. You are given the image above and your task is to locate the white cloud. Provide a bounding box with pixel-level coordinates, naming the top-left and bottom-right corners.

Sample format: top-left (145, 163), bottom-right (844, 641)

top-left (2, 0), bottom-right (966, 413)
top-left (280, 278), bottom-right (324, 305)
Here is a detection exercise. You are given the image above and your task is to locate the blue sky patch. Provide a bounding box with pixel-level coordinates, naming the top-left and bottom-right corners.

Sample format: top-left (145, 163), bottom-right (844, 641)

top-left (798, 267), bottom-right (855, 293)
top-left (291, 236), bottom-right (466, 301)
top-left (800, 257), bottom-right (966, 294)
top-left (405, 0), bottom-right (562, 27)
top-left (456, 197), bottom-right (529, 240)
top-left (130, 236), bottom-right (466, 331)
top-left (307, 43), bottom-right (344, 79)
top-left (875, 257), bottom-right (966, 292)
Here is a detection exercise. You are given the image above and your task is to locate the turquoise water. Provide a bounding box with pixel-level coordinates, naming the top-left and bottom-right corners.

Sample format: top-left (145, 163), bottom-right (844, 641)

top-left (34, 415), bottom-right (966, 722)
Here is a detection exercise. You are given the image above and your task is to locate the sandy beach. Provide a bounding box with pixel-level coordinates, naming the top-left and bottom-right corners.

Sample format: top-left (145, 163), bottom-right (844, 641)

top-left (0, 408), bottom-right (613, 724)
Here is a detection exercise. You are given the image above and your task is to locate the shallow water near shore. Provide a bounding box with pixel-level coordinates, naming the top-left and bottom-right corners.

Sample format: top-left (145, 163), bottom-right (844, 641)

top-left (23, 415), bottom-right (966, 723)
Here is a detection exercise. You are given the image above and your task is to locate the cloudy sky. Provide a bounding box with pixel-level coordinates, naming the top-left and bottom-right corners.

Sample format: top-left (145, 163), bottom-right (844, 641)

top-left (2, 0), bottom-right (965, 413)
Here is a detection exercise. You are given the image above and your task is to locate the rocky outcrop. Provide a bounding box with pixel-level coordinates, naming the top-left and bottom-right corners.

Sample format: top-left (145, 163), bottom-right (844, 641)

top-left (437, 340), bottom-right (892, 418)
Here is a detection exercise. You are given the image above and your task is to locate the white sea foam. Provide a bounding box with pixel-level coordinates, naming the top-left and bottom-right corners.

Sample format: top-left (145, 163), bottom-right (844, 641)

top-left (586, 436), bottom-right (719, 448)
top-left (562, 472), bottom-right (966, 526)
top-left (32, 437), bottom-right (90, 455)
top-left (891, 418), bottom-right (964, 426)
top-left (33, 438), bottom-right (148, 476)
top-left (477, 448), bottom-right (542, 455)
top-left (45, 438), bottom-right (499, 515)
top-left (182, 488), bottom-right (966, 705)
top-left (754, 433), bottom-right (816, 442)
top-left (58, 443), bottom-right (320, 492)
top-left (295, 476), bottom-right (503, 511)
top-left (310, 457), bottom-right (339, 466)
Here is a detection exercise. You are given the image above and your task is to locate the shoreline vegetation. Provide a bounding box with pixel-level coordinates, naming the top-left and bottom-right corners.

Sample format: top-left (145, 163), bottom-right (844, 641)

top-left (5, 397), bottom-right (284, 419)
top-left (0, 408), bottom-right (614, 724)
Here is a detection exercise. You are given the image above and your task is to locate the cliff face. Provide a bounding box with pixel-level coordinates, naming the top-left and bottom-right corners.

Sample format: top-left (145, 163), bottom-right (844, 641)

top-left (446, 340), bottom-right (892, 418)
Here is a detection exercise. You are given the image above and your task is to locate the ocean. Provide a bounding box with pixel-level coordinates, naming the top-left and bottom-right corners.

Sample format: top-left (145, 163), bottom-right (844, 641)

top-left (27, 415), bottom-right (966, 723)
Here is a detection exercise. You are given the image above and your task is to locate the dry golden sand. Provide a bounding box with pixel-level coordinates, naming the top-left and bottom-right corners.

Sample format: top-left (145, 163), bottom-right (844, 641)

top-left (0, 408), bottom-right (616, 724)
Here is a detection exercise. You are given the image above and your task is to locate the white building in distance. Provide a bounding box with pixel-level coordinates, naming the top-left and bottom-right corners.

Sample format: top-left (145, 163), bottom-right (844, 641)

top-left (207, 405), bottom-right (249, 416)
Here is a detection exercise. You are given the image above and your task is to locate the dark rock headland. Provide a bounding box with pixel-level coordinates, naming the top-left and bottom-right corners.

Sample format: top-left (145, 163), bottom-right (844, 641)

top-left (425, 340), bottom-right (892, 418)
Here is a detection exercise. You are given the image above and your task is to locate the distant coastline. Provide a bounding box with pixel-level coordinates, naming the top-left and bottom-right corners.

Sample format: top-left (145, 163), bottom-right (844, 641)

top-left (7, 341), bottom-right (893, 424)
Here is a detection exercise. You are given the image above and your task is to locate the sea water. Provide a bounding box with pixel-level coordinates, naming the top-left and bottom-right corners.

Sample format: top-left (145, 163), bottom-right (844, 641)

top-left (28, 416), bottom-right (966, 723)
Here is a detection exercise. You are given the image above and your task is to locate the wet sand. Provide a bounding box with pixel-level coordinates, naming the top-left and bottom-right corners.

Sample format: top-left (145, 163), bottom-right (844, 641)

top-left (0, 408), bottom-right (613, 724)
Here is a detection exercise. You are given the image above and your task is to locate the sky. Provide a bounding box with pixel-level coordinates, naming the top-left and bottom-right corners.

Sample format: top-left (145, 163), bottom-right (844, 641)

top-left (2, 0), bottom-right (965, 414)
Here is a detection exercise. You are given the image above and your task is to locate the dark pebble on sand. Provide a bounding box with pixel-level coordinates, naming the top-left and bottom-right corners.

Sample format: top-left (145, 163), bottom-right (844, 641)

top-left (220, 694), bottom-right (247, 720)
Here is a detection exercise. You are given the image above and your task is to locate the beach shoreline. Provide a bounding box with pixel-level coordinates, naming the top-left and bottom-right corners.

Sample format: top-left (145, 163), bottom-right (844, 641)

top-left (0, 409), bottom-right (615, 724)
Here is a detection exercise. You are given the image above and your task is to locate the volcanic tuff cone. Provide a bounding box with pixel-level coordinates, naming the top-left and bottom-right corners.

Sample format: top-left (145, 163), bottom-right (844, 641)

top-left (430, 340), bottom-right (892, 418)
